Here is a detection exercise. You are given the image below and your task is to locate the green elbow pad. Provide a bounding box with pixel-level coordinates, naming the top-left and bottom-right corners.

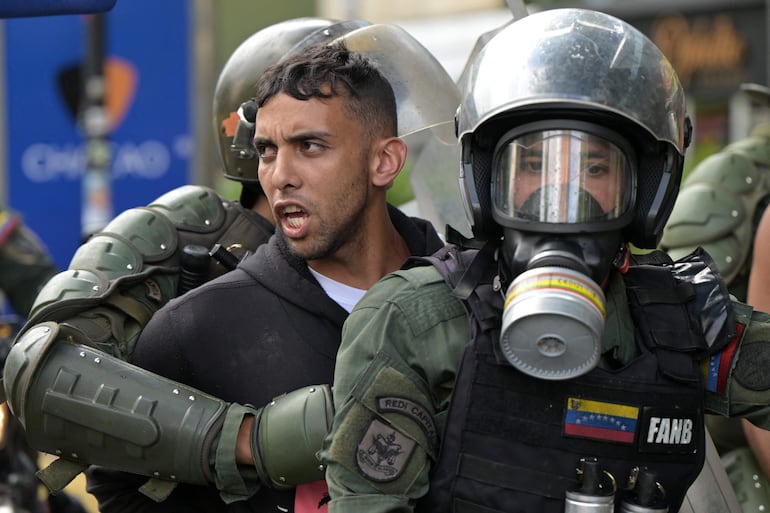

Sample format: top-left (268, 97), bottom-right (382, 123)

top-left (253, 384), bottom-right (334, 489)
top-left (4, 322), bottom-right (225, 486)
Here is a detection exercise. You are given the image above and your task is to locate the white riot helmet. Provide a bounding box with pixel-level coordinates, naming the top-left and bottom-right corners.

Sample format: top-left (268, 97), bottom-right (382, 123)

top-left (456, 8), bottom-right (691, 249)
top-left (455, 9), bottom-right (691, 380)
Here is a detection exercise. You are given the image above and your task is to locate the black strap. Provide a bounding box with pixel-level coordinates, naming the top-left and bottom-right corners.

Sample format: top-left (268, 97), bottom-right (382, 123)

top-left (450, 241), bottom-right (497, 301)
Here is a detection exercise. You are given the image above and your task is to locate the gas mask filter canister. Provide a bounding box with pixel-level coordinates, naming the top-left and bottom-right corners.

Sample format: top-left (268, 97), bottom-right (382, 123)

top-left (499, 265), bottom-right (606, 380)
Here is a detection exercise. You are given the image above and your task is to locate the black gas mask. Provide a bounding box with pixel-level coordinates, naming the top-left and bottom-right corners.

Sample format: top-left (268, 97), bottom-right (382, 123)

top-left (491, 123), bottom-right (636, 380)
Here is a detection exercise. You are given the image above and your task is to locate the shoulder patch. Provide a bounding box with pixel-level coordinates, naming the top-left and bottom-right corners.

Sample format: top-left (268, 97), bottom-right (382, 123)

top-left (376, 395), bottom-right (438, 446)
top-left (356, 419), bottom-right (416, 482)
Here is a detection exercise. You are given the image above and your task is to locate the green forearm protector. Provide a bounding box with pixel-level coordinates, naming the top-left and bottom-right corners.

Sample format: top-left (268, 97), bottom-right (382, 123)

top-left (4, 322), bottom-right (226, 488)
top-left (253, 384), bottom-right (334, 489)
top-left (211, 385), bottom-right (335, 502)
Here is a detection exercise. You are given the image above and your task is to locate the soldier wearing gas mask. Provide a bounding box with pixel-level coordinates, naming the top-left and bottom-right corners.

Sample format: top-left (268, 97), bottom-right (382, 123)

top-left (321, 9), bottom-right (770, 513)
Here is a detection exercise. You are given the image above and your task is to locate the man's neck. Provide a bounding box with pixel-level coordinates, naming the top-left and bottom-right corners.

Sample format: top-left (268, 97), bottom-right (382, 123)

top-left (309, 206), bottom-right (410, 290)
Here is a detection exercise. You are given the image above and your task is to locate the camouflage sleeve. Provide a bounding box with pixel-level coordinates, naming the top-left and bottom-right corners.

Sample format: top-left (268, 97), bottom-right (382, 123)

top-left (703, 300), bottom-right (770, 427)
top-left (322, 267), bottom-right (468, 513)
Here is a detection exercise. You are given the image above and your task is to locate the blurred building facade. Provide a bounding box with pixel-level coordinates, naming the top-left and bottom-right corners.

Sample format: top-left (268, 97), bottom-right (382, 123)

top-left (203, 0), bottom-right (769, 184)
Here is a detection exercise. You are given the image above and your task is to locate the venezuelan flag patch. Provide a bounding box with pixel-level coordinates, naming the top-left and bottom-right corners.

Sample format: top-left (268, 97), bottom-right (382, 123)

top-left (702, 322), bottom-right (744, 395)
top-left (564, 397), bottom-right (639, 444)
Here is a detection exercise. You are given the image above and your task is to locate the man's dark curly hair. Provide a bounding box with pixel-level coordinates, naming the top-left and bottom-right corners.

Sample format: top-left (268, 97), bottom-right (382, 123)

top-left (255, 41), bottom-right (398, 139)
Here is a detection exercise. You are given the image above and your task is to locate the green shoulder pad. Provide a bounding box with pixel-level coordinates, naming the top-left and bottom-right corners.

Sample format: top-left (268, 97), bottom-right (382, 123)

top-left (4, 323), bottom-right (225, 489)
top-left (149, 184), bottom-right (226, 234)
top-left (101, 207), bottom-right (177, 263)
top-left (724, 135), bottom-right (770, 167)
top-left (28, 269), bottom-right (110, 321)
top-left (684, 152), bottom-right (758, 194)
top-left (662, 181), bottom-right (747, 244)
top-left (27, 221), bottom-right (177, 323)
top-left (661, 150), bottom-right (766, 285)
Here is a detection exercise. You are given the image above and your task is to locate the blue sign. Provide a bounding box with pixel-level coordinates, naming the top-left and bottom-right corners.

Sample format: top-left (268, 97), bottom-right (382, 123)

top-left (2, 0), bottom-right (191, 269)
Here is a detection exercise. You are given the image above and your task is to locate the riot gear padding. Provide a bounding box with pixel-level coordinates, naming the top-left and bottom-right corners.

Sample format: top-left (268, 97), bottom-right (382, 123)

top-left (19, 185), bottom-right (272, 362)
top-left (4, 323), bottom-right (225, 489)
top-left (213, 18), bottom-right (370, 185)
top-left (455, 9), bottom-right (689, 248)
top-left (660, 129), bottom-right (770, 300)
top-left (661, 152), bottom-right (760, 287)
top-left (3, 323), bottom-right (335, 501)
top-left (251, 385), bottom-right (334, 489)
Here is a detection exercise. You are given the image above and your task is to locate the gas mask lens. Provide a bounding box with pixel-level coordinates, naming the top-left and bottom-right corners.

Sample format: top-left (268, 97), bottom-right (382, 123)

top-left (492, 129), bottom-right (632, 227)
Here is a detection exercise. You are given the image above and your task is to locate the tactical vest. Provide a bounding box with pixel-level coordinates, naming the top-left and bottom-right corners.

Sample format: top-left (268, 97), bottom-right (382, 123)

top-left (412, 245), bottom-right (735, 513)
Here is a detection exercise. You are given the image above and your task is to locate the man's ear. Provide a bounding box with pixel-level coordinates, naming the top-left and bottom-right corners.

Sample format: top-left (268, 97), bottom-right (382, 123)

top-left (371, 137), bottom-right (408, 188)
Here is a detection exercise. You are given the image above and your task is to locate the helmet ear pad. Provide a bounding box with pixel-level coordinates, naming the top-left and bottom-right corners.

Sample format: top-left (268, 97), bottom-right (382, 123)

top-left (461, 139), bottom-right (500, 241)
top-left (625, 144), bottom-right (684, 249)
top-left (461, 117), bottom-right (515, 241)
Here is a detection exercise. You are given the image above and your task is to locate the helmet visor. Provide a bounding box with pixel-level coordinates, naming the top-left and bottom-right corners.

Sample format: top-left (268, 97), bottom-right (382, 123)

top-left (331, 24), bottom-right (460, 144)
top-left (493, 129), bottom-right (633, 227)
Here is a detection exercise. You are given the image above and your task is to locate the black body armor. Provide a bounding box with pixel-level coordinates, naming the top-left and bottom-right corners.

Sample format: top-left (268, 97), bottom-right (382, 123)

top-left (414, 246), bottom-right (735, 513)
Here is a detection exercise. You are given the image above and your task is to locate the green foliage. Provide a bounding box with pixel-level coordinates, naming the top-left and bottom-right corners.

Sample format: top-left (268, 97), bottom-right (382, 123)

top-left (387, 161), bottom-right (415, 206)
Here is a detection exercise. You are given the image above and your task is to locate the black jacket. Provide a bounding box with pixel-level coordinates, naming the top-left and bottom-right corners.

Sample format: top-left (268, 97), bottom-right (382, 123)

top-left (86, 205), bottom-right (444, 513)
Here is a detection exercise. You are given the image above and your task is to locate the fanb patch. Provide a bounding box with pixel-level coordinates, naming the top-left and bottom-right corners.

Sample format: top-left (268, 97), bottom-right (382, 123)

top-left (356, 419), bottom-right (415, 482)
top-left (638, 407), bottom-right (699, 454)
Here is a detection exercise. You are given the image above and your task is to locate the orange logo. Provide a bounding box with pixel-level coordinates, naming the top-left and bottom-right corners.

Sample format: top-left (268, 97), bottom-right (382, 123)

top-left (103, 57), bottom-right (138, 131)
top-left (56, 56), bottom-right (138, 132)
top-left (222, 111), bottom-right (240, 138)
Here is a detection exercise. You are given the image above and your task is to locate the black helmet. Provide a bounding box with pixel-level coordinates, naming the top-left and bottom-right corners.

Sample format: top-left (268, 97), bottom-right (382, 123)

top-left (212, 18), bottom-right (370, 185)
top-left (456, 8), bottom-right (690, 249)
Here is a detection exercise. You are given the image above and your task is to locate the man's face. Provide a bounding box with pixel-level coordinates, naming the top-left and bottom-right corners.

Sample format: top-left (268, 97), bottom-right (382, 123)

top-left (493, 129), bottom-right (630, 224)
top-left (254, 92), bottom-right (372, 261)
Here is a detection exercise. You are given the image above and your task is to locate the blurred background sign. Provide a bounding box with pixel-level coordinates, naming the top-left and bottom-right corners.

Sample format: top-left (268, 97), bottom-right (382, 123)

top-left (0, 0), bottom-right (192, 269)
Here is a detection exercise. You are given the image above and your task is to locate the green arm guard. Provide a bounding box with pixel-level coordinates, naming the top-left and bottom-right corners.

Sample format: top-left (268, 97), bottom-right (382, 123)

top-left (4, 322), bottom-right (336, 503)
top-left (254, 384), bottom-right (334, 488)
top-left (4, 322), bottom-right (225, 489)
top-left (212, 384), bottom-right (335, 501)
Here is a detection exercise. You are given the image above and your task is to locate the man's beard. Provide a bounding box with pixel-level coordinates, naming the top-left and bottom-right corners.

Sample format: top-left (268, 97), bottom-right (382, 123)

top-left (278, 184), bottom-right (369, 262)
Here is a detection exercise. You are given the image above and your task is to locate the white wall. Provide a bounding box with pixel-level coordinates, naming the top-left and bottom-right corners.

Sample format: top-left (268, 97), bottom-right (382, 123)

top-left (394, 8), bottom-right (515, 81)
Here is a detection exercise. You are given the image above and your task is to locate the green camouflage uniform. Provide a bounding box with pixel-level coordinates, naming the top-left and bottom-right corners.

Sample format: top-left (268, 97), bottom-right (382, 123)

top-left (322, 265), bottom-right (770, 513)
